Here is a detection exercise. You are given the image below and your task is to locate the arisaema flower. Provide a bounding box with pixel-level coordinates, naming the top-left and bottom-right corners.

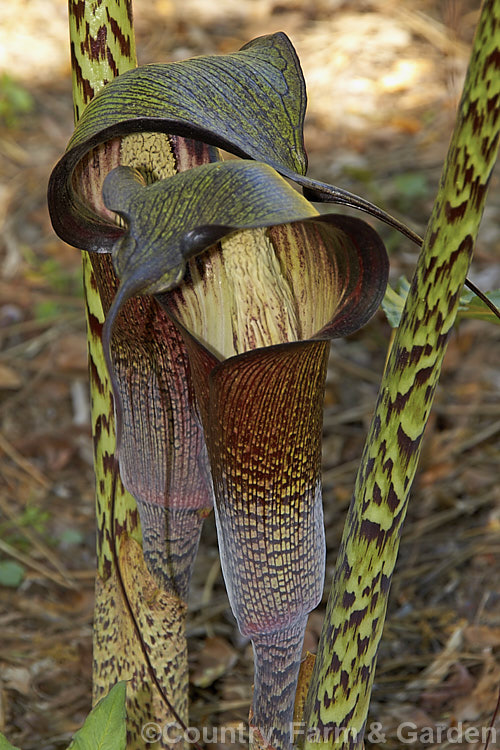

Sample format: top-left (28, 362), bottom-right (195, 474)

top-left (49, 32), bottom-right (390, 748)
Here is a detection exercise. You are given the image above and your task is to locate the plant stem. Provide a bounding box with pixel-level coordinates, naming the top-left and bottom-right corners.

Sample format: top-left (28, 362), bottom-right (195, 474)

top-left (68, 2), bottom-right (194, 745)
top-left (301, 1), bottom-right (500, 747)
top-left (251, 620), bottom-right (308, 750)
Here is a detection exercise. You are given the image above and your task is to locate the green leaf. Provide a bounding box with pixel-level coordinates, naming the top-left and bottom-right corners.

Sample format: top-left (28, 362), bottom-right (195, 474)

top-left (0, 73), bottom-right (34, 128)
top-left (381, 276), bottom-right (411, 328)
top-left (0, 560), bottom-right (25, 588)
top-left (58, 528), bottom-right (84, 546)
top-left (383, 278), bottom-right (500, 328)
top-left (393, 172), bottom-right (429, 211)
top-left (67, 681), bottom-right (126, 750)
top-left (0, 732), bottom-right (22, 750)
top-left (458, 288), bottom-right (500, 323)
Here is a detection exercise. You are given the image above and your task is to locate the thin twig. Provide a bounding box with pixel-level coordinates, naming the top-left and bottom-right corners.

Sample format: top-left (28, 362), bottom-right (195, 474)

top-left (0, 537), bottom-right (76, 589)
top-left (0, 431), bottom-right (51, 489)
top-left (0, 493), bottom-right (76, 586)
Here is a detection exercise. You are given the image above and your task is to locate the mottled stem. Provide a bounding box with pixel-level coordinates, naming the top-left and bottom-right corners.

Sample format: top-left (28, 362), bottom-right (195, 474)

top-left (251, 620), bottom-right (308, 750)
top-left (67, 1), bottom-right (202, 743)
top-left (301, 1), bottom-right (500, 747)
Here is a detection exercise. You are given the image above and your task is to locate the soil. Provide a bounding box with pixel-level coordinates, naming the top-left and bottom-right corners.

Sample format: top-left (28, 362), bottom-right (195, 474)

top-left (0, 1), bottom-right (499, 748)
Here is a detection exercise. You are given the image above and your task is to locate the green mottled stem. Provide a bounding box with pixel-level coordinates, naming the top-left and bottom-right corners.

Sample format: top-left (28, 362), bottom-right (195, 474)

top-left (302, 1), bottom-right (500, 747)
top-left (68, 0), bottom-right (139, 574)
top-left (68, 1), bottom-right (204, 743)
top-left (251, 621), bottom-right (308, 750)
